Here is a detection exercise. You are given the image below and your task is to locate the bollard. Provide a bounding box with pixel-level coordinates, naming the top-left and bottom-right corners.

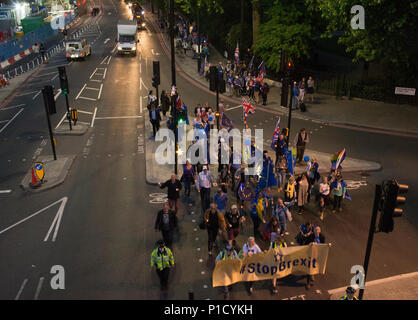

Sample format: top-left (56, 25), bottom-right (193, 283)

top-left (188, 290), bottom-right (194, 300)
top-left (7, 71), bottom-right (10, 78)
top-left (14, 68), bottom-right (17, 76)
top-left (20, 65), bottom-right (23, 73)
top-left (27, 63), bottom-right (29, 70)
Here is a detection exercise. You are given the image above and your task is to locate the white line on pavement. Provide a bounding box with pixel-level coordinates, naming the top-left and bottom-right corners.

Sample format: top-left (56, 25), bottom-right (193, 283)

top-left (94, 116), bottom-right (143, 120)
top-left (107, 56), bottom-right (112, 65)
top-left (75, 84), bottom-right (87, 100)
top-left (91, 107), bottom-right (97, 127)
top-left (97, 83), bottom-right (103, 100)
top-left (79, 96), bottom-right (97, 101)
top-left (103, 68), bottom-right (107, 79)
top-left (55, 112), bottom-right (68, 129)
top-left (32, 91), bottom-right (42, 100)
top-left (140, 78), bottom-right (148, 91)
top-left (85, 87), bottom-right (100, 91)
top-left (44, 197), bottom-right (67, 242)
top-left (226, 105), bottom-right (243, 111)
top-left (89, 68), bottom-right (98, 79)
top-left (78, 110), bottom-right (93, 115)
top-left (140, 96), bottom-right (142, 114)
top-left (0, 104), bottom-right (25, 111)
top-left (90, 79), bottom-right (102, 83)
top-left (104, 38), bottom-right (110, 44)
top-left (0, 189), bottom-right (12, 193)
top-left (34, 277), bottom-right (44, 300)
top-left (15, 279), bottom-right (28, 300)
top-left (0, 197), bottom-right (68, 237)
top-left (51, 73), bottom-right (59, 81)
top-left (35, 71), bottom-right (58, 78)
top-left (54, 89), bottom-right (62, 101)
top-left (0, 108), bottom-right (24, 134)
top-left (16, 91), bottom-right (39, 97)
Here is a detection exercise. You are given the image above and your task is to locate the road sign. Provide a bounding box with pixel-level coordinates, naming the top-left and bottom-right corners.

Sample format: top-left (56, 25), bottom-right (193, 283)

top-left (394, 87), bottom-right (416, 96)
top-left (34, 162), bottom-right (45, 181)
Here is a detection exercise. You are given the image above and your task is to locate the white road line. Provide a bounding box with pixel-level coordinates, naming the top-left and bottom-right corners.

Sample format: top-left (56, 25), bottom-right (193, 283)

top-left (100, 56), bottom-right (108, 64)
top-left (104, 38), bottom-right (110, 44)
top-left (139, 77), bottom-right (142, 91)
top-left (77, 110), bottom-right (93, 115)
top-left (0, 108), bottom-right (24, 134)
top-left (107, 56), bottom-right (112, 65)
top-left (15, 279), bottom-right (28, 300)
top-left (54, 89), bottom-right (62, 101)
top-left (51, 73), bottom-right (59, 81)
top-left (44, 196), bottom-right (67, 242)
top-left (32, 91), bottom-right (42, 100)
top-left (111, 45), bottom-right (117, 54)
top-left (0, 197), bottom-right (68, 237)
top-left (0, 189), bottom-right (12, 193)
top-left (91, 107), bottom-right (97, 127)
top-left (89, 68), bottom-right (98, 79)
top-left (55, 112), bottom-right (68, 129)
top-left (79, 96), bottom-right (97, 101)
top-left (17, 91), bottom-right (39, 97)
top-left (35, 71), bottom-right (58, 78)
top-left (85, 87), bottom-right (100, 91)
top-left (140, 78), bottom-right (148, 91)
top-left (226, 105), bottom-right (243, 111)
top-left (0, 103), bottom-right (25, 111)
top-left (95, 116), bottom-right (143, 119)
top-left (103, 68), bottom-right (107, 79)
top-left (34, 277), bottom-right (44, 300)
top-left (97, 83), bottom-right (103, 100)
top-left (75, 84), bottom-right (87, 100)
top-left (140, 96), bottom-right (142, 113)
top-left (90, 79), bottom-right (102, 82)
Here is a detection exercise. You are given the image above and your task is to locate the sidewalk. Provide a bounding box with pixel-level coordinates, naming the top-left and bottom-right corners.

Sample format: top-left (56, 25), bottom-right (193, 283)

top-left (328, 271), bottom-right (418, 300)
top-left (148, 14), bottom-right (418, 137)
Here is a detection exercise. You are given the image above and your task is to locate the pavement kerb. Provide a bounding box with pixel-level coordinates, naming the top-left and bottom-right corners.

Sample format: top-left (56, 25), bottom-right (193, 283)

top-left (148, 14), bottom-right (418, 138)
top-left (20, 155), bottom-right (76, 193)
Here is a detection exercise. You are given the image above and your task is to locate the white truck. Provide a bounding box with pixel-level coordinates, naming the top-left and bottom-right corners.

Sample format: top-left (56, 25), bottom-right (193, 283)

top-left (117, 19), bottom-right (139, 56)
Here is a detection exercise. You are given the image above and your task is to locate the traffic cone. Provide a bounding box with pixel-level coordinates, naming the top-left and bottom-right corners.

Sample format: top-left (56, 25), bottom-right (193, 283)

top-left (29, 167), bottom-right (41, 188)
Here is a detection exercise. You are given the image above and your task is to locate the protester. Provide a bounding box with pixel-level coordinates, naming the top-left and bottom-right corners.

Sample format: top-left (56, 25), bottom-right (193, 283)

top-left (155, 204), bottom-right (177, 248)
top-left (295, 221), bottom-right (314, 245)
top-left (330, 173), bottom-right (347, 213)
top-left (306, 157), bottom-right (320, 202)
top-left (304, 226), bottom-right (329, 289)
top-left (307, 76), bottom-right (315, 103)
top-left (214, 188), bottom-right (228, 214)
top-left (181, 160), bottom-right (195, 199)
top-left (158, 174), bottom-right (182, 214)
top-left (204, 203), bottom-right (227, 255)
top-left (264, 216), bottom-right (280, 245)
top-left (224, 204), bottom-right (245, 246)
top-left (319, 176), bottom-right (330, 220)
top-left (277, 156), bottom-right (288, 191)
top-left (216, 245), bottom-right (239, 299)
top-left (293, 128), bottom-right (310, 164)
top-left (284, 176), bottom-right (297, 207)
top-left (291, 81), bottom-right (299, 110)
top-left (250, 198), bottom-right (263, 239)
top-left (340, 287), bottom-right (359, 300)
top-left (148, 101), bottom-right (161, 138)
top-left (160, 90), bottom-right (170, 116)
top-left (297, 173), bottom-right (310, 215)
top-left (196, 166), bottom-right (215, 214)
top-left (241, 236), bottom-right (262, 295)
top-left (274, 134), bottom-right (288, 167)
top-left (150, 240), bottom-right (175, 291)
top-left (260, 82), bottom-right (269, 105)
top-left (298, 77), bottom-right (306, 103)
top-left (272, 198), bottom-right (289, 236)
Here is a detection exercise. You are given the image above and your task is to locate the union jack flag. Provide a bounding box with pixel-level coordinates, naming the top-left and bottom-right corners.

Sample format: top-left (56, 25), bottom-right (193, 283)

top-left (242, 98), bottom-right (255, 117)
top-left (234, 42), bottom-right (239, 65)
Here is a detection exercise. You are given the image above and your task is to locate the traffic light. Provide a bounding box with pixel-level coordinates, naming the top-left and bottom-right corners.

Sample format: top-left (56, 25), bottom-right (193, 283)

top-left (58, 66), bottom-right (69, 94)
top-left (209, 66), bottom-right (217, 92)
top-left (176, 107), bottom-right (186, 125)
top-left (153, 61), bottom-right (160, 86)
top-left (286, 61), bottom-right (293, 75)
top-left (42, 85), bottom-right (57, 115)
top-left (378, 179), bottom-right (408, 233)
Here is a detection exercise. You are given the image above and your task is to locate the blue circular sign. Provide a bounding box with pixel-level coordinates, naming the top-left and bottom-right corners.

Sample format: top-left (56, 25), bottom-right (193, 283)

top-left (35, 163), bottom-right (43, 170)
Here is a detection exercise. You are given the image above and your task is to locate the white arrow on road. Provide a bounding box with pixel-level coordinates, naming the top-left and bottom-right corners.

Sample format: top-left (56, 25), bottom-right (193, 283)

top-left (0, 197), bottom-right (68, 242)
top-left (151, 49), bottom-right (160, 55)
top-left (104, 38), bottom-right (110, 44)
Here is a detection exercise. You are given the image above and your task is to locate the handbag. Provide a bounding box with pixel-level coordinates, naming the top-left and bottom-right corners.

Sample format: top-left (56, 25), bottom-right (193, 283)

top-left (285, 208), bottom-right (293, 222)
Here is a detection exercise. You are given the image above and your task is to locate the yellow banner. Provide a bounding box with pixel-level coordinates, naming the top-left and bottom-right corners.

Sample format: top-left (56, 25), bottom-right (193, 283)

top-left (212, 244), bottom-right (330, 287)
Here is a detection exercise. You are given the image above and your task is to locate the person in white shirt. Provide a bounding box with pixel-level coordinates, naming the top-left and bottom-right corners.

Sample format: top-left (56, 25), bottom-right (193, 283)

top-left (319, 176), bottom-right (330, 221)
top-left (207, 107), bottom-right (215, 129)
top-left (241, 236), bottom-right (262, 295)
top-left (196, 166), bottom-right (215, 214)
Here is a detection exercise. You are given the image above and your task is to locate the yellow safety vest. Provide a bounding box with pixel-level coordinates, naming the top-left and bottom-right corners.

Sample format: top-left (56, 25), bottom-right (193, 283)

top-left (340, 295), bottom-right (358, 300)
top-left (151, 247), bottom-right (174, 270)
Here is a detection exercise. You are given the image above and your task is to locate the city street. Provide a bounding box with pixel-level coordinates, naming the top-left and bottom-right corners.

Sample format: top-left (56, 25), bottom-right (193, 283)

top-left (0, 0), bottom-right (417, 301)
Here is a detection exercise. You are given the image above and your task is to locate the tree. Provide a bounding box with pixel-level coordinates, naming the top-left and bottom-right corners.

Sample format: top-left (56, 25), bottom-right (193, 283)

top-left (307, 0), bottom-right (418, 84)
top-left (253, 0), bottom-right (312, 72)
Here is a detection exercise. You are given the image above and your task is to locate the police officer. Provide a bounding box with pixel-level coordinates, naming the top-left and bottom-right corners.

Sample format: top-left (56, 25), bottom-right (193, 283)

top-left (340, 286), bottom-right (359, 300)
top-left (216, 245), bottom-right (239, 299)
top-left (150, 240), bottom-right (174, 291)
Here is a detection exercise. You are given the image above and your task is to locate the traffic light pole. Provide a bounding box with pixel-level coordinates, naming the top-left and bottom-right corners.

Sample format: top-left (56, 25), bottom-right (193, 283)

top-left (169, 0), bottom-right (177, 175)
top-left (285, 78), bottom-right (292, 145)
top-left (359, 184), bottom-right (382, 300)
top-left (64, 94), bottom-right (72, 130)
top-left (216, 86), bottom-right (219, 130)
top-left (42, 88), bottom-right (57, 161)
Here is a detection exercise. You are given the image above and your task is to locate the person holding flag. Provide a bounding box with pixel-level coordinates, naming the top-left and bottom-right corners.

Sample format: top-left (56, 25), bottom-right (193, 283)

top-left (234, 42), bottom-right (240, 66)
top-left (242, 98), bottom-right (255, 129)
top-left (330, 148), bottom-right (346, 173)
top-left (330, 172), bottom-right (350, 213)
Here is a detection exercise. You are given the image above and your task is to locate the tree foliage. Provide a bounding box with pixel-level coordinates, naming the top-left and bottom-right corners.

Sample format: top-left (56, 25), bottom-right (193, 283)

top-left (253, 0), bottom-right (312, 72)
top-left (306, 0), bottom-right (418, 83)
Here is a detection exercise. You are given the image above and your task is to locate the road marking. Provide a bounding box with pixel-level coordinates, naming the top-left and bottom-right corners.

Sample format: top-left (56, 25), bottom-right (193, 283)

top-left (225, 105), bottom-right (243, 111)
top-left (54, 89), bottom-right (62, 101)
top-left (140, 78), bottom-right (148, 91)
top-left (0, 189), bottom-right (12, 194)
top-left (89, 68), bottom-right (98, 79)
top-left (94, 115), bottom-right (143, 120)
top-left (0, 197), bottom-right (68, 237)
top-left (107, 56), bottom-right (112, 65)
top-left (104, 38), bottom-right (110, 44)
top-left (55, 112), bottom-right (68, 129)
top-left (151, 49), bottom-right (160, 55)
top-left (103, 68), bottom-right (107, 79)
top-left (79, 96), bottom-right (97, 101)
top-left (0, 108), bottom-right (24, 134)
top-left (91, 107), bottom-right (97, 127)
top-left (100, 56), bottom-right (108, 64)
top-left (34, 277), bottom-right (44, 300)
top-left (98, 83), bottom-right (103, 99)
top-left (35, 71), bottom-right (58, 78)
top-left (85, 87), bottom-right (100, 91)
top-left (0, 103), bottom-right (25, 111)
top-left (90, 79), bottom-right (102, 83)
top-left (149, 193), bottom-right (168, 204)
top-left (15, 279), bottom-right (28, 300)
top-left (44, 196), bottom-right (68, 242)
top-left (75, 84), bottom-right (87, 100)
top-left (78, 110), bottom-right (93, 115)
top-left (140, 96), bottom-right (142, 113)
top-left (17, 91), bottom-right (39, 97)
top-left (32, 91), bottom-right (42, 100)
top-left (51, 73), bottom-right (59, 81)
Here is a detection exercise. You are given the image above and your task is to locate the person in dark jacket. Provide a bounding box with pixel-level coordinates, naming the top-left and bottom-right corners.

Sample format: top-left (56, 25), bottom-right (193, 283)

top-left (155, 203), bottom-right (177, 248)
top-left (160, 90), bottom-right (170, 117)
top-left (148, 101), bottom-right (162, 137)
top-left (304, 226), bottom-right (330, 289)
top-left (158, 174), bottom-right (182, 214)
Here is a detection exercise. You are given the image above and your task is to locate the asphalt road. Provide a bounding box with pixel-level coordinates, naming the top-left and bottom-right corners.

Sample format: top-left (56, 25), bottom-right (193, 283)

top-left (0, 0), bottom-right (417, 300)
